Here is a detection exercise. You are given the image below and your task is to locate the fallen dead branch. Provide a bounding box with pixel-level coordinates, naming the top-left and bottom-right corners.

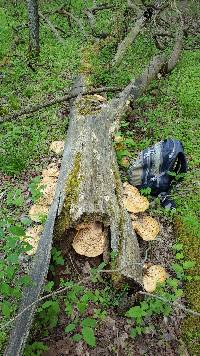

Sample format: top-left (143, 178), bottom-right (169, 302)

top-left (112, 1), bottom-right (169, 67)
top-left (0, 86), bottom-right (122, 124)
top-left (3, 266), bottom-right (200, 335)
top-left (39, 11), bottom-right (65, 43)
top-left (111, 14), bottom-right (148, 67)
top-left (139, 291), bottom-right (200, 317)
top-left (57, 7), bottom-right (89, 39)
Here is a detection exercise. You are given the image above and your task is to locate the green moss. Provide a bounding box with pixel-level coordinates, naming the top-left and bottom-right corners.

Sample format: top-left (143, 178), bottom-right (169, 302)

top-left (55, 153), bottom-right (82, 237)
top-left (174, 217), bottom-right (200, 355)
top-left (77, 95), bottom-right (102, 116)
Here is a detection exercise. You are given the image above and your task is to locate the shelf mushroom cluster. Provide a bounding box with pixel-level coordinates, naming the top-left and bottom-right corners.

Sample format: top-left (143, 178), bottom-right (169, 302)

top-left (20, 141), bottom-right (64, 255)
top-left (123, 182), bottom-right (168, 292)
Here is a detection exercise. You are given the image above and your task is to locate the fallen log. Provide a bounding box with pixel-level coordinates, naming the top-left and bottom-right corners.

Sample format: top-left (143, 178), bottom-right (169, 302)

top-left (4, 26), bottom-right (183, 356)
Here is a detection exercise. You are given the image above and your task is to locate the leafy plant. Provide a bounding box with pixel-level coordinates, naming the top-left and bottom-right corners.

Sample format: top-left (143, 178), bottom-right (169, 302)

top-left (28, 176), bottom-right (44, 203)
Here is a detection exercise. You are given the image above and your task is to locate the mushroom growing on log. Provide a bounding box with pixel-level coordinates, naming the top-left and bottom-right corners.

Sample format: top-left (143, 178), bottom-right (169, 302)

top-left (5, 26), bottom-right (183, 356)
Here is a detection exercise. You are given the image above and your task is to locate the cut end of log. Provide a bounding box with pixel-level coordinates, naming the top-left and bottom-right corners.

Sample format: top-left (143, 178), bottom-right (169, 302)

top-left (72, 221), bottom-right (106, 257)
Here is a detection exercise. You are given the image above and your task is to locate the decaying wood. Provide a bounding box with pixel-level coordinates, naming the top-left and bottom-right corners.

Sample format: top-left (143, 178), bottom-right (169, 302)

top-left (4, 26), bottom-right (183, 356)
top-left (39, 11), bottom-right (65, 43)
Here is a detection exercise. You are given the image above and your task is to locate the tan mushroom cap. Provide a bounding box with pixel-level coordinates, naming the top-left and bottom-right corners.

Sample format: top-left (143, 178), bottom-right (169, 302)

top-left (123, 182), bottom-right (149, 213)
top-left (39, 182), bottom-right (57, 206)
top-left (143, 265), bottom-right (168, 292)
top-left (29, 204), bottom-right (49, 222)
top-left (40, 175), bottom-right (57, 186)
top-left (72, 222), bottom-right (106, 257)
top-left (21, 225), bottom-right (43, 256)
top-left (49, 141), bottom-right (65, 154)
top-left (93, 94), bottom-right (106, 102)
top-left (132, 215), bottom-right (160, 241)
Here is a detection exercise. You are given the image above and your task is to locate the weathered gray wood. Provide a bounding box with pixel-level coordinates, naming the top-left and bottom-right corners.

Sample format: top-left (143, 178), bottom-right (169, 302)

top-left (55, 78), bottom-right (142, 283)
top-left (27, 0), bottom-right (40, 55)
top-left (112, 15), bottom-right (147, 67)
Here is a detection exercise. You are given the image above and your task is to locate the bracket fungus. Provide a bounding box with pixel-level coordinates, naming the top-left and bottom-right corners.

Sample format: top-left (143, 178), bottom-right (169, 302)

top-left (49, 140), bottom-right (65, 155)
top-left (131, 215), bottom-right (160, 241)
top-left (123, 182), bottom-right (149, 213)
top-left (72, 222), bottom-right (106, 257)
top-left (42, 163), bottom-right (60, 178)
top-left (143, 265), bottom-right (168, 292)
top-left (21, 225), bottom-right (43, 256)
top-left (29, 204), bottom-right (49, 222)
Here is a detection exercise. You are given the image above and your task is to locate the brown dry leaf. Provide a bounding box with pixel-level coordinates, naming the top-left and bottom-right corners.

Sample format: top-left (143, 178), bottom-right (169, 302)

top-left (49, 141), bottom-right (65, 154)
top-left (21, 225), bottom-right (43, 256)
top-left (72, 222), bottom-right (106, 257)
top-left (29, 204), bottom-right (49, 222)
top-left (132, 216), bottom-right (160, 241)
top-left (143, 265), bottom-right (168, 292)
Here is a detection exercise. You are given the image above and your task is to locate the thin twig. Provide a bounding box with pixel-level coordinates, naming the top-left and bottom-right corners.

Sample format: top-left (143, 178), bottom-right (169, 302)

top-left (57, 8), bottom-right (89, 39)
top-left (39, 11), bottom-right (65, 43)
top-left (139, 291), bottom-right (200, 317)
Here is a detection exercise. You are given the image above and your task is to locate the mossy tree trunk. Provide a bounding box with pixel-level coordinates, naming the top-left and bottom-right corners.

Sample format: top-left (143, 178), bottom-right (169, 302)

top-left (54, 76), bottom-right (143, 284)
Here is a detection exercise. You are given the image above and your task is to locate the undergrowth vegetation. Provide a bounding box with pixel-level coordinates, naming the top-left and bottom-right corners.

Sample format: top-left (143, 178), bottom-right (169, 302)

top-left (0, 0), bottom-right (199, 355)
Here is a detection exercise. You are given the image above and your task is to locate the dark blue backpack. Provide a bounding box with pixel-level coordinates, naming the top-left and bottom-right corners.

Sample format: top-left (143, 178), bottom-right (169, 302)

top-left (128, 139), bottom-right (187, 206)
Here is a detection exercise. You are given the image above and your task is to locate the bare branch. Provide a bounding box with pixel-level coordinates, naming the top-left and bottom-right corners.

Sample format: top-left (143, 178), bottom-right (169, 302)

top-left (57, 7), bottom-right (89, 39)
top-left (139, 291), bottom-right (200, 317)
top-left (39, 11), bottom-right (65, 43)
top-left (0, 86), bottom-right (122, 124)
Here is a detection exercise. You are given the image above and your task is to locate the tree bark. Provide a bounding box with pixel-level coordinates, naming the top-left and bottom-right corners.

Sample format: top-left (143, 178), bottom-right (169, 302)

top-left (27, 0), bottom-right (40, 55)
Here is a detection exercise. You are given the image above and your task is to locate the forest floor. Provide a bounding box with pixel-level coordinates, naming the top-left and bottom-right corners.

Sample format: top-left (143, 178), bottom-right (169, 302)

top-left (0, 1), bottom-right (200, 355)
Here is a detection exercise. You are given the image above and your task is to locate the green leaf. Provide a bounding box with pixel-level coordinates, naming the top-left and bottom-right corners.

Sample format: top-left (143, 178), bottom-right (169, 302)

top-left (82, 326), bottom-right (96, 347)
top-left (0, 282), bottom-right (10, 296)
top-left (9, 225), bottom-right (25, 236)
top-left (172, 243), bottom-right (183, 251)
top-left (182, 261), bottom-right (196, 269)
top-left (167, 278), bottom-right (179, 289)
top-left (77, 301), bottom-right (87, 314)
top-left (65, 323), bottom-right (76, 333)
top-left (125, 306), bottom-right (147, 319)
top-left (19, 274), bottom-right (32, 286)
top-left (2, 301), bottom-right (11, 317)
top-left (175, 252), bottom-right (184, 260)
top-left (81, 318), bottom-right (96, 328)
top-left (7, 253), bottom-right (19, 264)
top-left (0, 228), bottom-right (4, 239)
top-left (72, 334), bottom-right (82, 342)
top-left (43, 281), bottom-right (54, 292)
